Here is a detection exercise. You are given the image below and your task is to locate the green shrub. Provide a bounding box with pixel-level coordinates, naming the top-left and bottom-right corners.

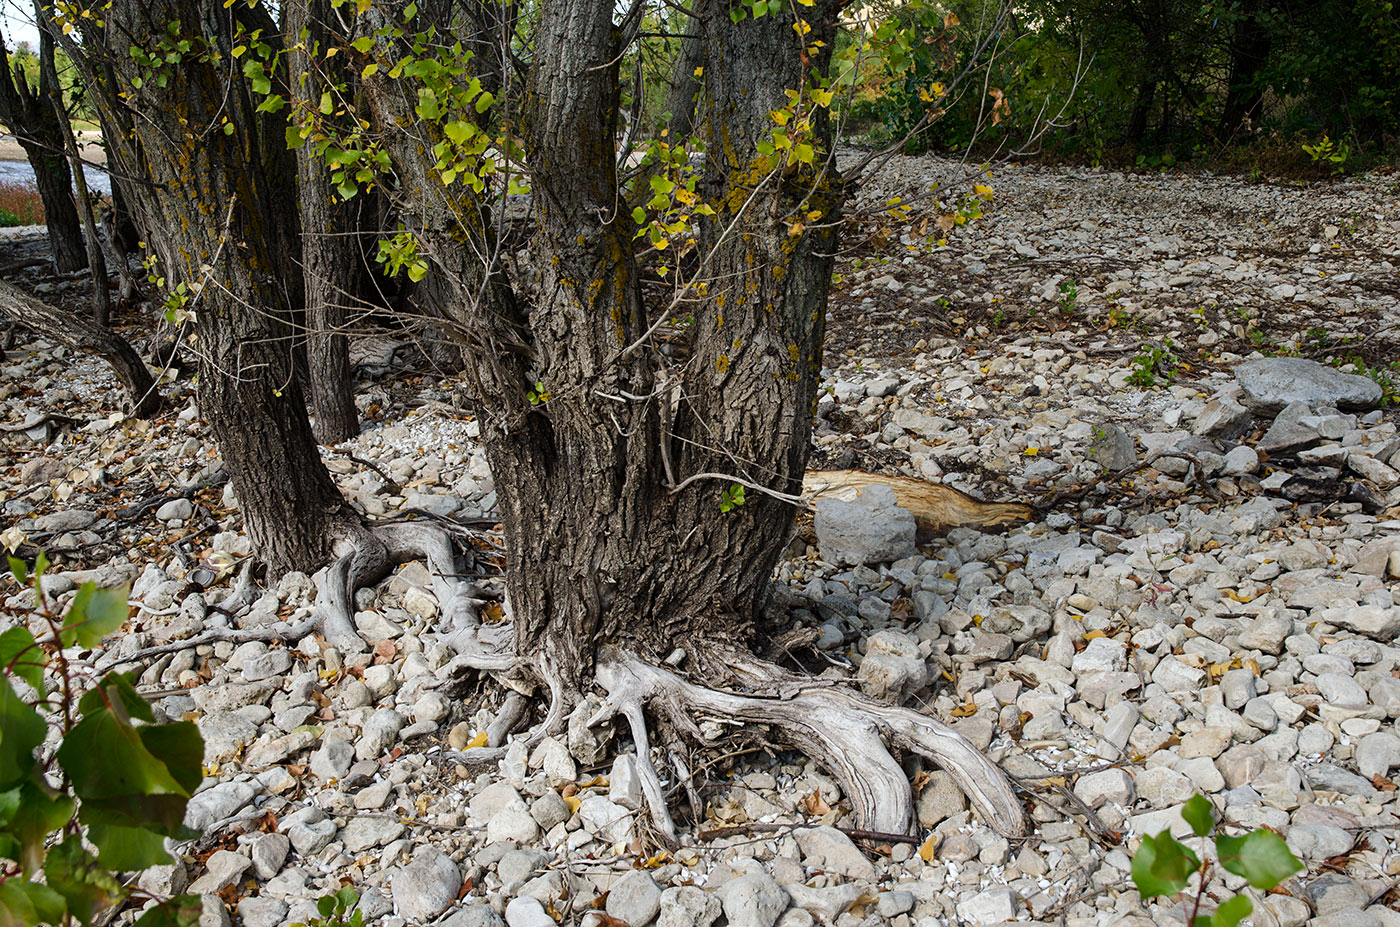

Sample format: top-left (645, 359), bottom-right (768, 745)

top-left (0, 553), bottom-right (205, 927)
top-left (1131, 794), bottom-right (1302, 927)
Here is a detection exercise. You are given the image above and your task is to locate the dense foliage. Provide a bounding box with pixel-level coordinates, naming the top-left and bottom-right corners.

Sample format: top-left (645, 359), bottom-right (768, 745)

top-left (843, 0), bottom-right (1400, 167)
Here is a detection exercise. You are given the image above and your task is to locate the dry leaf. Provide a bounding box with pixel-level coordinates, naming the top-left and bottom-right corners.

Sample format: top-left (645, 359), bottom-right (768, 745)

top-left (802, 789), bottom-right (831, 816)
top-left (918, 833), bottom-right (940, 861)
top-left (949, 701), bottom-right (979, 717)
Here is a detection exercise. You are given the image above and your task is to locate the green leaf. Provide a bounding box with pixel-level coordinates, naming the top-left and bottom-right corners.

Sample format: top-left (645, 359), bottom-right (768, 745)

top-left (7, 782), bottom-right (76, 875)
top-left (0, 677), bottom-right (45, 788)
top-left (0, 879), bottom-right (66, 927)
top-left (77, 673), bottom-right (154, 723)
top-left (1216, 830), bottom-right (1303, 890)
top-left (444, 121), bottom-right (471, 146)
top-left (1182, 794), bottom-right (1215, 837)
top-left (631, 206), bottom-right (647, 226)
top-left (285, 126), bottom-right (307, 149)
top-left (131, 896), bottom-right (202, 927)
top-left (1208, 894), bottom-right (1252, 927)
top-left (69, 585), bottom-right (130, 648)
top-left (474, 91), bottom-right (494, 114)
top-left (139, 721), bottom-right (204, 795)
top-left (82, 808), bottom-right (174, 870)
top-left (1130, 831), bottom-right (1199, 899)
top-left (60, 583), bottom-right (93, 648)
top-left (351, 36), bottom-right (375, 53)
top-left (46, 838), bottom-right (123, 925)
top-left (319, 91), bottom-right (334, 114)
top-left (6, 557), bottom-right (25, 585)
top-left (57, 705), bottom-right (193, 834)
top-left (0, 627), bottom-right (45, 694)
top-left (0, 786), bottom-right (20, 827)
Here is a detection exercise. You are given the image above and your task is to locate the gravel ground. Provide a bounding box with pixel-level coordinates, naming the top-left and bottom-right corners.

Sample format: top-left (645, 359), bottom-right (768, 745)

top-left (2, 155), bottom-right (1400, 927)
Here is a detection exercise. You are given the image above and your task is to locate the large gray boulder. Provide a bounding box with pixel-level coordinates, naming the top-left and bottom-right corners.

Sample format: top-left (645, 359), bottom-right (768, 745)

top-left (1235, 357), bottom-right (1381, 417)
top-left (813, 484), bottom-right (916, 565)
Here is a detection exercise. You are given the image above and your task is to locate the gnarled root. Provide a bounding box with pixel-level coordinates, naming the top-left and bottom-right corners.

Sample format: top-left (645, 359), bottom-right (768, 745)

top-left (113, 520), bottom-right (494, 666)
top-left (592, 648), bottom-right (1028, 842)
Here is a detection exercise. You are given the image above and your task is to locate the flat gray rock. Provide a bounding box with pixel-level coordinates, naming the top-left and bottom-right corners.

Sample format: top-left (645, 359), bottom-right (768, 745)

top-left (812, 484), bottom-right (916, 566)
top-left (1236, 357), bottom-right (1381, 416)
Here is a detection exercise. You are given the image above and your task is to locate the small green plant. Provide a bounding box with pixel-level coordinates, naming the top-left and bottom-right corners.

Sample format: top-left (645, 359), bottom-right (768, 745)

top-left (991, 309), bottom-right (1006, 329)
top-left (719, 483), bottom-right (747, 513)
top-left (526, 381), bottom-right (551, 405)
top-left (1335, 355), bottom-right (1400, 406)
top-left (1305, 327), bottom-right (1330, 348)
top-left (0, 554), bottom-right (205, 926)
top-left (1057, 279), bottom-right (1078, 317)
top-left (1131, 794), bottom-right (1302, 927)
top-left (1128, 341), bottom-right (1178, 389)
top-left (294, 887), bottom-right (363, 927)
top-left (1107, 305), bottom-right (1134, 329)
top-left (1301, 135), bottom-right (1350, 173)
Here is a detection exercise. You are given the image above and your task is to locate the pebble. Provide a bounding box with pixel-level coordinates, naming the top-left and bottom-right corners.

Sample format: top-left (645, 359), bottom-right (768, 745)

top-left (14, 155), bottom-right (1400, 927)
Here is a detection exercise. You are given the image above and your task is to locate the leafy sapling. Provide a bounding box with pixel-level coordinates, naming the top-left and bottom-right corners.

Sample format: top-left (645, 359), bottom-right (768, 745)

top-left (1131, 794), bottom-right (1302, 927)
top-left (0, 553), bottom-right (206, 927)
top-left (294, 887), bottom-right (363, 927)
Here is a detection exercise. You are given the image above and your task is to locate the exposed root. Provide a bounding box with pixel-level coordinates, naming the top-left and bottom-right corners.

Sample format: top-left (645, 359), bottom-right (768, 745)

top-left (594, 648), bottom-right (1028, 840)
top-left (440, 659), bottom-right (569, 769)
top-left (113, 521), bottom-right (489, 664)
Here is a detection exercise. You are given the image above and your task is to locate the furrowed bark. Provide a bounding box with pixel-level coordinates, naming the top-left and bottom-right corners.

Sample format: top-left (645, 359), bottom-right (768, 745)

top-left (289, 0), bottom-right (361, 445)
top-left (0, 22), bottom-right (85, 272)
top-left (86, 0), bottom-right (352, 574)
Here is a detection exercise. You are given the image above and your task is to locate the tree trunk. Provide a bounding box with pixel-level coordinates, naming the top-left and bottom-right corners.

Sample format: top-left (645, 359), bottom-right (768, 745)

top-left (0, 26), bottom-right (86, 272)
top-left (1217, 0), bottom-right (1272, 141)
top-left (358, 0), bottom-right (841, 683)
top-left (288, 0), bottom-right (361, 445)
top-left (35, 2), bottom-right (111, 326)
top-left (0, 280), bottom-right (159, 417)
top-left (82, 0), bottom-right (352, 574)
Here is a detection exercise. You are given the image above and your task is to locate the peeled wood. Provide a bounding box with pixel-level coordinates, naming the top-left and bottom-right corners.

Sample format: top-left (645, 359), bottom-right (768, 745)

top-left (0, 280), bottom-right (160, 417)
top-left (803, 469), bottom-right (1035, 533)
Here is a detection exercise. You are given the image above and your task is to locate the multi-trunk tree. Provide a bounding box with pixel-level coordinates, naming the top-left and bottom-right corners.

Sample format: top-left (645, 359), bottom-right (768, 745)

top-left (54, 0), bottom-right (1027, 840)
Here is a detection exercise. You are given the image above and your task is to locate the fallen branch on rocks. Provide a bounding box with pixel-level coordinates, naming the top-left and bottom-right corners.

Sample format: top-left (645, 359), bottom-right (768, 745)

top-left (0, 280), bottom-right (161, 417)
top-left (802, 469), bottom-right (1034, 533)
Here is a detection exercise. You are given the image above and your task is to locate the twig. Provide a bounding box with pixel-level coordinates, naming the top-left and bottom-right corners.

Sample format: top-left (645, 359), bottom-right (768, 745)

top-left (696, 821), bottom-right (921, 846)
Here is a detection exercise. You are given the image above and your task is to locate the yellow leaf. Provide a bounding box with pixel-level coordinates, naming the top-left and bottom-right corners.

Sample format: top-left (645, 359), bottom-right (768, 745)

top-left (1083, 629), bottom-right (1107, 640)
top-left (1024, 446), bottom-right (1039, 456)
top-left (467, 730), bottom-right (488, 749)
top-left (950, 701), bottom-right (978, 717)
top-left (563, 794), bottom-right (582, 814)
top-left (919, 833), bottom-right (940, 861)
top-left (944, 11), bottom-right (959, 27)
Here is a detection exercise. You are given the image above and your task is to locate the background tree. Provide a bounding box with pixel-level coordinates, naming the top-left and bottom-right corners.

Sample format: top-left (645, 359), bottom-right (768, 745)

top-left (0, 22), bottom-right (85, 271)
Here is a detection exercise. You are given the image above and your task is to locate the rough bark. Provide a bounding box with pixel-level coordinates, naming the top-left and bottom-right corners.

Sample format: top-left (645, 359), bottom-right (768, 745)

top-left (0, 280), bottom-right (159, 417)
top-left (0, 25), bottom-right (85, 272)
top-left (79, 0), bottom-right (352, 574)
top-left (34, 2), bottom-right (111, 326)
top-left (288, 0), bottom-right (361, 445)
top-left (360, 0), bottom-right (840, 680)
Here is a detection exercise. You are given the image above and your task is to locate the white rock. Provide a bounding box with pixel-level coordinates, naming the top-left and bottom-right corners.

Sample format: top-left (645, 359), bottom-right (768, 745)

top-left (391, 848), bottom-right (461, 922)
top-left (956, 888), bottom-right (1018, 926)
